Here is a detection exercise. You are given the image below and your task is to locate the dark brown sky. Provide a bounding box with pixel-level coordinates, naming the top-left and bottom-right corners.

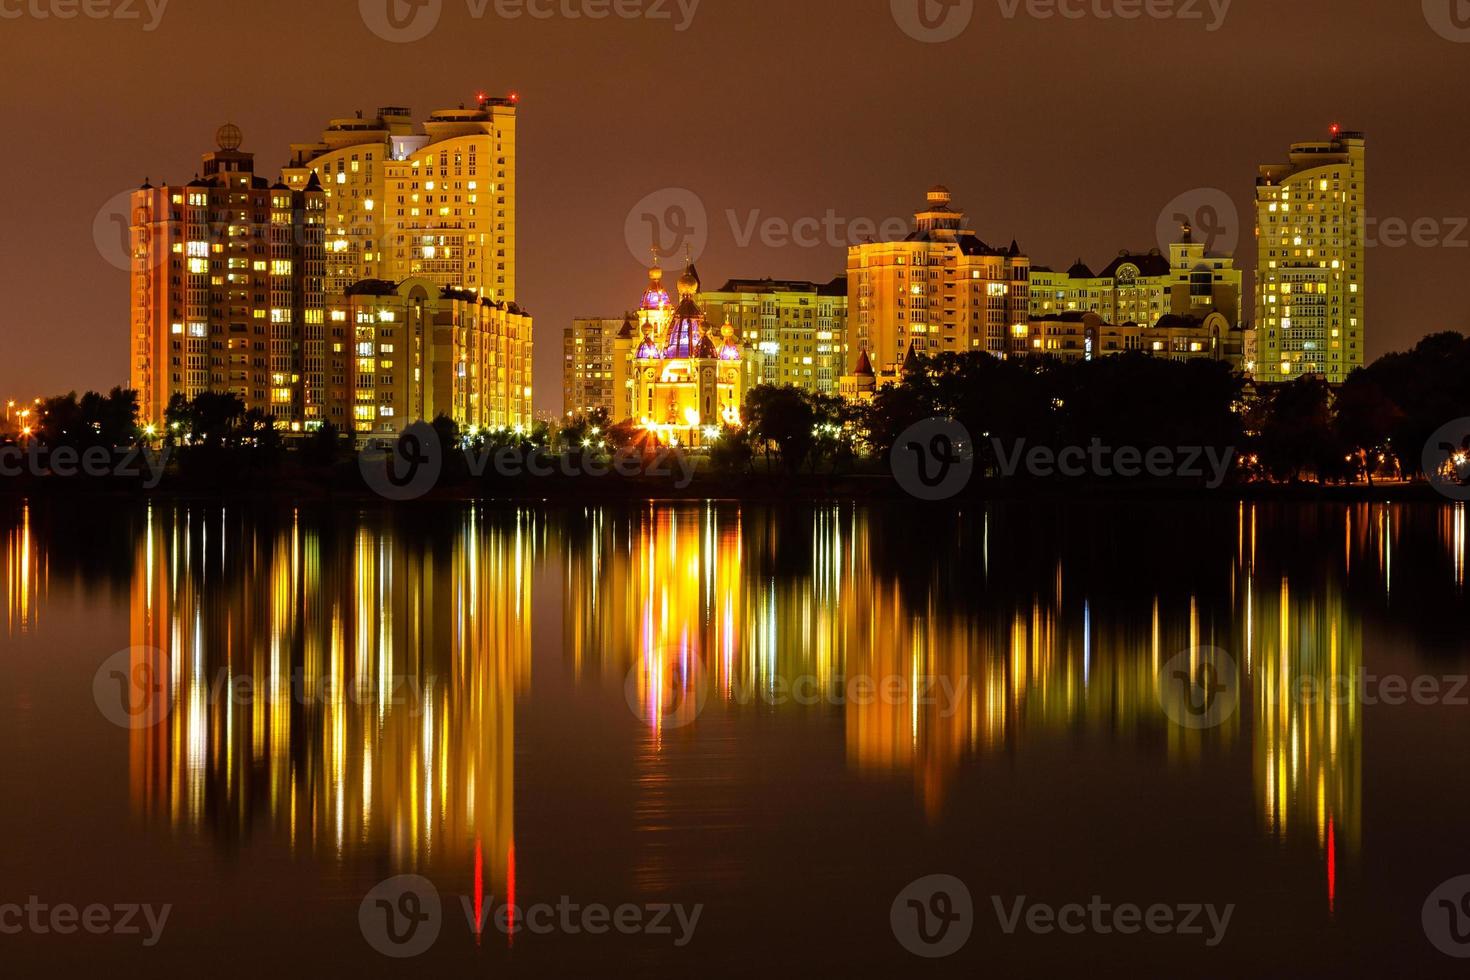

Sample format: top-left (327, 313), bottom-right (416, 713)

top-left (2, 0), bottom-right (1468, 414)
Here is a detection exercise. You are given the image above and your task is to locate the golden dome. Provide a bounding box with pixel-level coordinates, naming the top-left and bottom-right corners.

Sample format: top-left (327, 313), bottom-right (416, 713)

top-left (677, 262), bottom-right (700, 296)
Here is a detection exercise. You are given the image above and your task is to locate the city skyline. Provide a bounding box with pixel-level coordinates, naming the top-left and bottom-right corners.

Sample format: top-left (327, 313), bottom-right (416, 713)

top-left (3, 0), bottom-right (1468, 415)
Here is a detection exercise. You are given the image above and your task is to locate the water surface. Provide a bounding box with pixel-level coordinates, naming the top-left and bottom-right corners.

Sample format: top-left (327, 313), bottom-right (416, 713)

top-left (2, 498), bottom-right (1469, 976)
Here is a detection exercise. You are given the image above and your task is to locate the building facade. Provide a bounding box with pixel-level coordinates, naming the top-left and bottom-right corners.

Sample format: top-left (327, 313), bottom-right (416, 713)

top-left (847, 186), bottom-right (1031, 375)
top-left (133, 97), bottom-right (531, 438)
top-left (130, 126), bottom-right (327, 429)
top-left (1030, 228), bottom-right (1243, 329)
top-left (700, 277), bottom-right (848, 394)
top-left (1254, 128), bottom-right (1366, 383)
top-left (1014, 311), bottom-right (1245, 368)
top-left (282, 96), bottom-right (519, 305)
top-left (563, 315), bottom-right (634, 419)
top-left (331, 278), bottom-right (533, 437)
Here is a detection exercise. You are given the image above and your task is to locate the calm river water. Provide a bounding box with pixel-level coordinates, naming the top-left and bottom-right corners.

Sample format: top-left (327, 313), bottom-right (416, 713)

top-left (2, 498), bottom-right (1469, 976)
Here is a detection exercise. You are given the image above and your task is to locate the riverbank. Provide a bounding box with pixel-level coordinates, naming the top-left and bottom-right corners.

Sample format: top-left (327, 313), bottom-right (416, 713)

top-left (0, 466), bottom-right (1458, 505)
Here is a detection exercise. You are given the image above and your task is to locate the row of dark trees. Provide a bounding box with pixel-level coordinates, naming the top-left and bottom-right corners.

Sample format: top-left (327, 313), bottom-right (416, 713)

top-left (10, 332), bottom-right (1470, 490)
top-left (729, 332), bottom-right (1470, 485)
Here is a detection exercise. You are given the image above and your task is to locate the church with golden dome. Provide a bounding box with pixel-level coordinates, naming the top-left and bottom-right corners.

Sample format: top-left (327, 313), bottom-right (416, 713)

top-left (627, 257), bottom-right (756, 447)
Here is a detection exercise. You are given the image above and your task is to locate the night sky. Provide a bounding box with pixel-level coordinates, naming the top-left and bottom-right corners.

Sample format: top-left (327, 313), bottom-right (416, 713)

top-left (2, 0), bottom-right (1467, 414)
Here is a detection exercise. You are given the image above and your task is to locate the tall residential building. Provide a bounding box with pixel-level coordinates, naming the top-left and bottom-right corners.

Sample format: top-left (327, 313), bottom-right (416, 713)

top-left (563, 315), bottom-right (635, 419)
top-left (1030, 227), bottom-right (1243, 329)
top-left (330, 278), bottom-right (533, 437)
top-left (282, 96), bottom-right (519, 304)
top-left (130, 126), bottom-right (326, 429)
top-left (1254, 128), bottom-right (1366, 383)
top-left (700, 277), bottom-right (848, 394)
top-left (847, 186), bottom-right (1031, 374)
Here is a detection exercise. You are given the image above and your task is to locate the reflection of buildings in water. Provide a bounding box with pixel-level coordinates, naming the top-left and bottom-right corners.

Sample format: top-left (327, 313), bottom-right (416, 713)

top-left (1450, 503), bottom-right (1466, 591)
top-left (1242, 502), bottom-right (1363, 915)
top-left (1246, 574), bottom-right (1362, 914)
top-left (564, 506), bottom-right (1248, 818)
top-left (4, 504), bottom-right (42, 636)
top-left (127, 505), bottom-right (533, 895)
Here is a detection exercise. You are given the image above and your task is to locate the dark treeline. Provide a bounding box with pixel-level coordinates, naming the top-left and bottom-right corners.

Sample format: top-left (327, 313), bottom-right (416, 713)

top-left (730, 332), bottom-right (1470, 488)
top-left (5, 332), bottom-right (1470, 495)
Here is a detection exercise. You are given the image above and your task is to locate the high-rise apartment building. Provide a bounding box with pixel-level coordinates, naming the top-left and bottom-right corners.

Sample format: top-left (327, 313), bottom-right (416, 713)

top-left (847, 186), bottom-right (1031, 374)
top-left (1254, 128), bottom-right (1366, 383)
top-left (282, 96), bottom-right (519, 304)
top-left (700, 277), bottom-right (848, 394)
top-left (1030, 228), bottom-right (1243, 329)
top-left (564, 316), bottom-right (634, 419)
top-left (331, 278), bottom-right (533, 437)
top-left (132, 96), bottom-right (530, 438)
top-left (130, 126), bottom-right (326, 428)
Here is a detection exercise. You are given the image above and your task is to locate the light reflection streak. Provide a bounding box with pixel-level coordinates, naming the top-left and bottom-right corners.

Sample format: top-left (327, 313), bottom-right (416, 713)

top-left (125, 505), bottom-right (530, 911)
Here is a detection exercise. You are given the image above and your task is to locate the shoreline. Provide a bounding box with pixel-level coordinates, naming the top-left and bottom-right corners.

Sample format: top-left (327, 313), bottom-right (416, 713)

top-left (0, 475), bottom-right (1458, 506)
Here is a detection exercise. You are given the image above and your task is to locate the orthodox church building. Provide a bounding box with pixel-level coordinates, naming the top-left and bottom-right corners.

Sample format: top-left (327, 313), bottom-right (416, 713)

top-left (628, 258), bottom-right (757, 447)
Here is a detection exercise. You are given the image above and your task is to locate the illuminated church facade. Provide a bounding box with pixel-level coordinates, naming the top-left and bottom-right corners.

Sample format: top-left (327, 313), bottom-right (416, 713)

top-left (628, 259), bottom-right (757, 447)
